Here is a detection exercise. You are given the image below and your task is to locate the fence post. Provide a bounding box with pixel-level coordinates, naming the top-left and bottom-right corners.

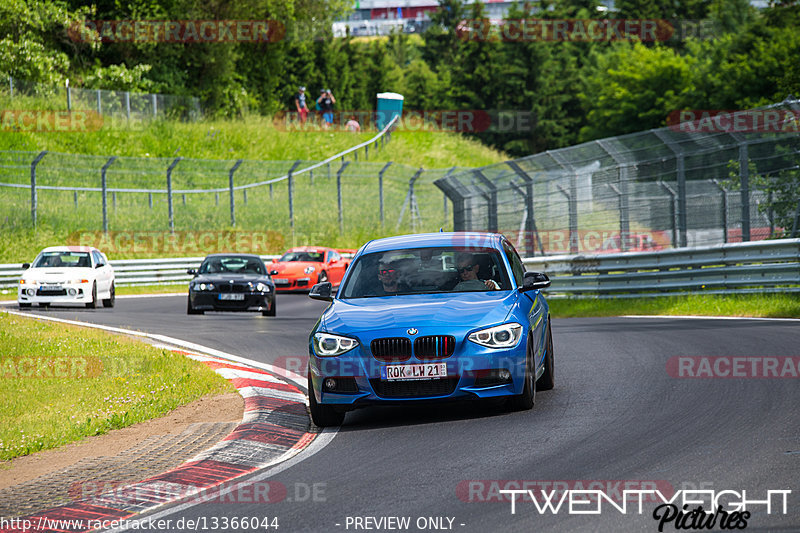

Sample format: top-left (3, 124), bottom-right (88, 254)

top-left (113, 192), bottom-right (117, 210)
top-left (378, 162), bottom-right (392, 228)
top-left (125, 92), bottom-right (131, 120)
top-left (101, 156), bottom-right (117, 233)
top-left (66, 79), bottom-right (71, 111)
top-left (739, 140), bottom-right (751, 242)
top-left (434, 174), bottom-right (468, 231)
top-left (74, 191), bottom-right (78, 207)
top-left (507, 161), bottom-right (544, 257)
top-left (30, 151), bottom-right (47, 228)
top-left (9, 76), bottom-right (13, 98)
top-left (287, 160), bottom-right (302, 243)
top-left (658, 180), bottom-right (678, 248)
top-left (96, 89), bottom-right (102, 115)
top-left (337, 161), bottom-right (351, 234)
top-left (556, 184), bottom-right (579, 253)
top-left (607, 183), bottom-right (627, 252)
top-left (228, 159), bottom-right (243, 226)
top-left (396, 168), bottom-right (424, 231)
top-left (473, 170), bottom-right (498, 233)
top-left (148, 193), bottom-right (153, 209)
top-left (792, 199), bottom-right (800, 238)
top-left (711, 179), bottom-right (728, 243)
top-left (152, 94), bottom-right (158, 117)
top-left (215, 193), bottom-right (219, 206)
top-left (653, 131), bottom-right (687, 247)
top-left (243, 189), bottom-right (247, 205)
top-left (166, 157), bottom-right (182, 232)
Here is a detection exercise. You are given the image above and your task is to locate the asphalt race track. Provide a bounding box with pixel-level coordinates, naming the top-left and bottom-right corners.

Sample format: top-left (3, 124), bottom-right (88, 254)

top-left (14, 295), bottom-right (800, 532)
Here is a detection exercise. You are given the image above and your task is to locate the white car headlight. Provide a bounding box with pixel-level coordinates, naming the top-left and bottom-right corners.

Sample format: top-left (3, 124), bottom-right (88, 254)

top-left (193, 282), bottom-right (214, 291)
top-left (304, 266), bottom-right (316, 274)
top-left (313, 332), bottom-right (359, 357)
top-left (468, 323), bottom-right (523, 349)
top-left (255, 282), bottom-right (269, 292)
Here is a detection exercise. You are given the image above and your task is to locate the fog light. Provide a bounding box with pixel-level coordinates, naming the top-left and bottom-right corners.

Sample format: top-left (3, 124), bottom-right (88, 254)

top-left (68, 288), bottom-right (77, 296)
top-left (499, 369), bottom-right (511, 381)
top-left (26, 288), bottom-right (34, 296)
top-left (324, 378), bottom-right (337, 391)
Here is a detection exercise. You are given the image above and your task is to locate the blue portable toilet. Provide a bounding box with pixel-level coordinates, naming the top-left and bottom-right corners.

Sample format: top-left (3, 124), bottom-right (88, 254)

top-left (376, 92), bottom-right (404, 130)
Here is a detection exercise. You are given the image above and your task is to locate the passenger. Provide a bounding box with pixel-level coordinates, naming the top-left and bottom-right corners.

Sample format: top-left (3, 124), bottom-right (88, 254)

top-left (453, 253), bottom-right (499, 291)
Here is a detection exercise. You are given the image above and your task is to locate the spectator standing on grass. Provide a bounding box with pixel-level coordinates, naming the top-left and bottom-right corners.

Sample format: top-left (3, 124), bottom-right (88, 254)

top-left (294, 86), bottom-right (308, 125)
top-left (317, 89), bottom-right (336, 129)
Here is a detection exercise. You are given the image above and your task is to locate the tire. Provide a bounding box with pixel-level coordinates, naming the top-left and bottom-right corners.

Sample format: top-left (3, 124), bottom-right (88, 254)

top-left (86, 283), bottom-right (97, 309)
top-left (507, 340), bottom-right (536, 411)
top-left (102, 282), bottom-right (115, 308)
top-left (262, 297), bottom-right (276, 317)
top-left (536, 320), bottom-right (555, 391)
top-left (308, 370), bottom-right (345, 427)
top-left (317, 271), bottom-right (328, 283)
top-left (187, 296), bottom-right (203, 315)
top-left (18, 302), bottom-right (31, 309)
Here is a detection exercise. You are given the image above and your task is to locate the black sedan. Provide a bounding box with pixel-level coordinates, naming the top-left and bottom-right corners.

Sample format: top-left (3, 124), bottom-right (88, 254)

top-left (187, 254), bottom-right (276, 316)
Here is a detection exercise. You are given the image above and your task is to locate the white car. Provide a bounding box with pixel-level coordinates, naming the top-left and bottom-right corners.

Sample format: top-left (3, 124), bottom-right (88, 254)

top-left (18, 246), bottom-right (115, 309)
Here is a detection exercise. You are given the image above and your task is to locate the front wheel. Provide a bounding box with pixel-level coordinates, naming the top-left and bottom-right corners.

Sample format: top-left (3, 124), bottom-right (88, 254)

top-left (102, 282), bottom-right (115, 308)
top-left (507, 343), bottom-right (536, 411)
top-left (262, 297), bottom-right (276, 317)
top-left (308, 371), bottom-right (345, 427)
top-left (86, 283), bottom-right (97, 309)
top-left (536, 320), bottom-right (555, 391)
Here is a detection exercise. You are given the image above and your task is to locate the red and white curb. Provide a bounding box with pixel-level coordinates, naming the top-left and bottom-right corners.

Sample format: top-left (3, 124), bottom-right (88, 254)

top-left (0, 310), bottom-right (327, 533)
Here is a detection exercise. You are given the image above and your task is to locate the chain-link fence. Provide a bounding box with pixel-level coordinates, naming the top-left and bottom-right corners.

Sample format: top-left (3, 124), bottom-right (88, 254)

top-left (0, 148), bottom-right (464, 253)
top-left (436, 99), bottom-right (800, 256)
top-left (3, 76), bottom-right (201, 122)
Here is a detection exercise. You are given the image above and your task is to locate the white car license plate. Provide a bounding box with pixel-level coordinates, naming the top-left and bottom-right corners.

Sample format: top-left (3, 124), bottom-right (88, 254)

top-left (218, 293), bottom-right (245, 300)
top-left (273, 278), bottom-right (289, 284)
top-left (381, 363), bottom-right (447, 381)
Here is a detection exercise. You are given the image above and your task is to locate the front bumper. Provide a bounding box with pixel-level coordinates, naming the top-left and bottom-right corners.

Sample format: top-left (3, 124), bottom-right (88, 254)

top-left (308, 335), bottom-right (528, 408)
top-left (189, 291), bottom-right (274, 312)
top-left (18, 283), bottom-right (93, 305)
top-left (272, 277), bottom-right (313, 292)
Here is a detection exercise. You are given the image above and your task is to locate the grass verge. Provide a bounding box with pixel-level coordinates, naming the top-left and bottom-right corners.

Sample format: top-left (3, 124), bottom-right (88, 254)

top-left (0, 312), bottom-right (235, 461)
top-left (548, 293), bottom-right (800, 319)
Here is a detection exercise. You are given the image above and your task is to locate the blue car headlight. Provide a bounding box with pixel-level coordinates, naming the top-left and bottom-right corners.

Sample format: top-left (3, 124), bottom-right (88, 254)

top-left (468, 323), bottom-right (523, 349)
top-left (313, 332), bottom-right (359, 357)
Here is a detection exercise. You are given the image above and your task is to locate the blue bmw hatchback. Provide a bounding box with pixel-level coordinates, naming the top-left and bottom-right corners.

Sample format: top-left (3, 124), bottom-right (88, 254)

top-left (306, 232), bottom-right (554, 426)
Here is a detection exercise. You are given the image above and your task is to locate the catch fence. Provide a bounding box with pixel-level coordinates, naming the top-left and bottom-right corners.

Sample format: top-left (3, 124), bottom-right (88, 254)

top-left (436, 99), bottom-right (800, 257)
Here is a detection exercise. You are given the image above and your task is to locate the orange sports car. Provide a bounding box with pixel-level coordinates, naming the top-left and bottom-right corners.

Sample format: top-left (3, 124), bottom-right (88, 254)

top-left (269, 246), bottom-right (354, 291)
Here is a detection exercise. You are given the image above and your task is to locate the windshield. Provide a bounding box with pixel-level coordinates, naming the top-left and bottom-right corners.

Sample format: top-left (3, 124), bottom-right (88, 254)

top-left (280, 251), bottom-right (324, 262)
top-left (199, 256), bottom-right (265, 275)
top-left (33, 251), bottom-right (91, 268)
top-left (339, 246), bottom-right (511, 298)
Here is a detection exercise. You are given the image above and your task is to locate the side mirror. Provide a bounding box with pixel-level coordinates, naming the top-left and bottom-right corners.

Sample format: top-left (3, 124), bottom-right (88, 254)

top-left (309, 281), bottom-right (333, 302)
top-left (187, 268), bottom-right (197, 276)
top-left (95, 263), bottom-right (103, 268)
top-left (22, 263), bottom-right (30, 269)
top-left (521, 271), bottom-right (550, 292)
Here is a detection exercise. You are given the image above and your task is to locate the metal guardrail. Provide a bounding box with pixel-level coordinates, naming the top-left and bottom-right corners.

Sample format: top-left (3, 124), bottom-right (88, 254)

top-left (2, 241), bottom-right (797, 297)
top-left (523, 238), bottom-right (800, 297)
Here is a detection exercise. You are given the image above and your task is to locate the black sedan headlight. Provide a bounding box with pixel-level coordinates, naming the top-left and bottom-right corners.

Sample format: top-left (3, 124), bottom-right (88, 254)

top-left (191, 282), bottom-right (215, 291)
top-left (255, 282), bottom-right (270, 292)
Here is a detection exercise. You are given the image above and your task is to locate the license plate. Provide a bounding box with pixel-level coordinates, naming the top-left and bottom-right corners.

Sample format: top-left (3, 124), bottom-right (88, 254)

top-left (42, 284), bottom-right (61, 289)
top-left (381, 363), bottom-right (448, 381)
top-left (273, 278), bottom-right (289, 285)
top-left (218, 293), bottom-right (245, 300)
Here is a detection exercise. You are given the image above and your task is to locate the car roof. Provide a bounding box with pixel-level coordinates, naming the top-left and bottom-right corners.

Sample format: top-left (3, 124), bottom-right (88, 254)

top-left (40, 246), bottom-right (97, 253)
top-left (202, 253), bottom-right (264, 260)
top-left (360, 232), bottom-right (505, 255)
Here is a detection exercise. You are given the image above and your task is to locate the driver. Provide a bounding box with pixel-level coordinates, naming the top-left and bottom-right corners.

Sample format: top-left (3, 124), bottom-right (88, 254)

top-left (376, 261), bottom-right (410, 295)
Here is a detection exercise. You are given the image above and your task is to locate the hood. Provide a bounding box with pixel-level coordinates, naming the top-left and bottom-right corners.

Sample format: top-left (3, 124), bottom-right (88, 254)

top-left (322, 292), bottom-right (518, 333)
top-left (22, 267), bottom-right (95, 281)
top-left (269, 262), bottom-right (319, 275)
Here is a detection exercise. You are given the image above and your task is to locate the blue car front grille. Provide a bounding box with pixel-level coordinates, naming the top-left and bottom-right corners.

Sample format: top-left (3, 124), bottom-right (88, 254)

top-left (371, 338), bottom-right (412, 362)
top-left (414, 335), bottom-right (456, 360)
